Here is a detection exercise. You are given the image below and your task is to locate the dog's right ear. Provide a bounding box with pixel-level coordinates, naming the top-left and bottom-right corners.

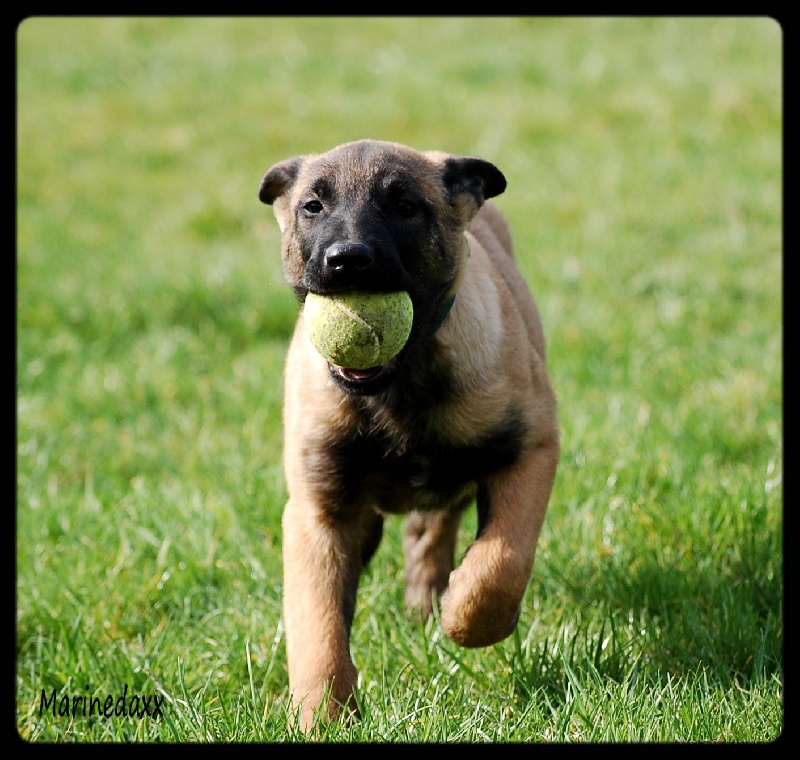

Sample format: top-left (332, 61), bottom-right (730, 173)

top-left (259, 156), bottom-right (304, 233)
top-left (258, 156), bottom-right (303, 205)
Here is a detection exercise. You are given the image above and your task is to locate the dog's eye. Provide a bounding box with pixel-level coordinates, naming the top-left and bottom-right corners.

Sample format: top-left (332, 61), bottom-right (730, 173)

top-left (393, 198), bottom-right (418, 218)
top-left (302, 199), bottom-right (324, 215)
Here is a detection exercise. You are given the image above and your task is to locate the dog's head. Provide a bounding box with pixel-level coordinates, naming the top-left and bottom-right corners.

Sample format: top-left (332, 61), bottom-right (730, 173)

top-left (259, 139), bottom-right (505, 394)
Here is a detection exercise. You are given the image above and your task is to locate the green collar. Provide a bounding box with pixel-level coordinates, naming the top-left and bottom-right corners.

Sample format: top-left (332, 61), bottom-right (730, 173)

top-left (429, 293), bottom-right (456, 336)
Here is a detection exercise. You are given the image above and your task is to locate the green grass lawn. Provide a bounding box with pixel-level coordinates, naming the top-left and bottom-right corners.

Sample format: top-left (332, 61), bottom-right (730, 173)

top-left (16, 17), bottom-right (782, 742)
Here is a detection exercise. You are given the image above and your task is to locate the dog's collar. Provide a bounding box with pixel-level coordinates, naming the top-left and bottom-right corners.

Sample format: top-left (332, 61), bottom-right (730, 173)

top-left (428, 293), bottom-right (456, 336)
top-left (426, 235), bottom-right (466, 336)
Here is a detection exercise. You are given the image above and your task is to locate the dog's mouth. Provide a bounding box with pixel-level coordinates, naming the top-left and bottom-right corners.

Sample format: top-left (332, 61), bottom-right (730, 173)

top-left (328, 357), bottom-right (398, 395)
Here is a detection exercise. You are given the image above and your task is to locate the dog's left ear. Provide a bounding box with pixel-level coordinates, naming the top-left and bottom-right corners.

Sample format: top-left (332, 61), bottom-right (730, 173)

top-left (443, 156), bottom-right (506, 201)
top-left (436, 155), bottom-right (507, 224)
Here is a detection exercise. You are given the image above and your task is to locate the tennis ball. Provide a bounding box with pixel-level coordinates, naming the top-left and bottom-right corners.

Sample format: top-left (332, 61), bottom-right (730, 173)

top-left (304, 290), bottom-right (414, 369)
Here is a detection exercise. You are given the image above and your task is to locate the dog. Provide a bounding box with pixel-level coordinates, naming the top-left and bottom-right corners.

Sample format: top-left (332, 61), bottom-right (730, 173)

top-left (258, 139), bottom-right (559, 731)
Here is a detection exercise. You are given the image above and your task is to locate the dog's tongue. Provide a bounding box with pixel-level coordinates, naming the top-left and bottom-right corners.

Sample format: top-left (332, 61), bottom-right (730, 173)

top-left (335, 366), bottom-right (383, 382)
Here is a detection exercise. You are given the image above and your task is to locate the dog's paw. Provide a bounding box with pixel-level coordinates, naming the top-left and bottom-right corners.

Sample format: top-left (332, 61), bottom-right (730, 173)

top-left (403, 564), bottom-right (450, 621)
top-left (439, 540), bottom-right (526, 647)
top-left (440, 587), bottom-right (520, 647)
top-left (292, 664), bottom-right (359, 733)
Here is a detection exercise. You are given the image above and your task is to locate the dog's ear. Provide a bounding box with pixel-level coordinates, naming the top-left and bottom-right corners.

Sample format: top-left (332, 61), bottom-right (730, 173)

top-left (259, 156), bottom-right (304, 233)
top-left (258, 156), bottom-right (303, 205)
top-left (430, 154), bottom-right (507, 224)
top-left (442, 156), bottom-right (506, 202)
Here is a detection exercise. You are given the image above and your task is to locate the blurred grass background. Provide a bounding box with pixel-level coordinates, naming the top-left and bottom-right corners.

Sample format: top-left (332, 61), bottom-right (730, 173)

top-left (17, 17), bottom-right (782, 742)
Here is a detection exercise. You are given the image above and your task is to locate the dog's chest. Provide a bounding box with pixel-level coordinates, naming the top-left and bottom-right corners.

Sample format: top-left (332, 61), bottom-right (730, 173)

top-left (363, 446), bottom-right (476, 513)
top-left (333, 414), bottom-right (524, 514)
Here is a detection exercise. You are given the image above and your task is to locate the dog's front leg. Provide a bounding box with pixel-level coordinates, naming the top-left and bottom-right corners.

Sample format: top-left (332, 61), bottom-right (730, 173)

top-left (440, 433), bottom-right (559, 648)
top-left (282, 495), bottom-right (368, 731)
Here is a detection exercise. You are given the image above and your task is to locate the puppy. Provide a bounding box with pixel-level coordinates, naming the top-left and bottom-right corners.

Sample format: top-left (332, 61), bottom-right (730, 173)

top-left (258, 139), bottom-right (559, 730)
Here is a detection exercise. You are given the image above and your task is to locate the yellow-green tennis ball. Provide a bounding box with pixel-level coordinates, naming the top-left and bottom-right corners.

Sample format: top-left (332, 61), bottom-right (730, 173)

top-left (304, 291), bottom-right (414, 369)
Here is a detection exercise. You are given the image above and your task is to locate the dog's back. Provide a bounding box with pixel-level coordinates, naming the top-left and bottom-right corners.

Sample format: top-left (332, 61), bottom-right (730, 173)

top-left (467, 201), bottom-right (548, 362)
top-left (468, 199), bottom-right (515, 259)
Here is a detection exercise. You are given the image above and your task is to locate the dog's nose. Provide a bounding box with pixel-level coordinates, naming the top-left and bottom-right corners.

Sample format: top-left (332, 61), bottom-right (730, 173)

top-left (323, 242), bottom-right (375, 276)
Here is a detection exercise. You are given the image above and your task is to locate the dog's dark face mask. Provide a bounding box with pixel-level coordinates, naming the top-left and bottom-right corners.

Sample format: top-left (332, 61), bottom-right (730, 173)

top-left (259, 140), bottom-right (505, 395)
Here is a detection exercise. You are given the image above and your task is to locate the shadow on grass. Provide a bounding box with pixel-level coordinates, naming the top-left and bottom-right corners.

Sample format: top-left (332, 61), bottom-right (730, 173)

top-left (511, 542), bottom-right (782, 707)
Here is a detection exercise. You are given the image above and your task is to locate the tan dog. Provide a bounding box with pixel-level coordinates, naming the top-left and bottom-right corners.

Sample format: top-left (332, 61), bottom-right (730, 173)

top-left (258, 140), bottom-right (559, 731)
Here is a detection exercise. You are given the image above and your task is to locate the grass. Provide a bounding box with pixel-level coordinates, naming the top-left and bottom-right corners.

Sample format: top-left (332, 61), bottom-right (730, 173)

top-left (16, 16), bottom-right (782, 742)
